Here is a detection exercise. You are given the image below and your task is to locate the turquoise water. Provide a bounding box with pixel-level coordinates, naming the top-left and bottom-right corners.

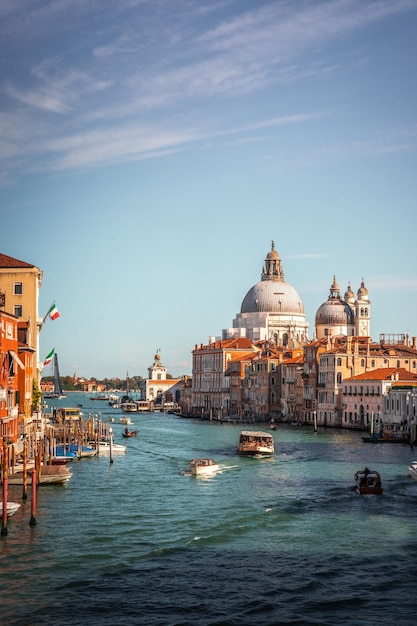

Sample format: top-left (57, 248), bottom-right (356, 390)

top-left (1, 393), bottom-right (416, 625)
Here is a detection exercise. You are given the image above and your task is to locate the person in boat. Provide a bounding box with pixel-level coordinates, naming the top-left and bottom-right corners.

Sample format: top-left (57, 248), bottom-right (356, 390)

top-left (124, 426), bottom-right (130, 435)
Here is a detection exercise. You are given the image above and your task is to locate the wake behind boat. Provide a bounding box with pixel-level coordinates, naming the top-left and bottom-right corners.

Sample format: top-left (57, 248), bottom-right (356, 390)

top-left (237, 431), bottom-right (274, 457)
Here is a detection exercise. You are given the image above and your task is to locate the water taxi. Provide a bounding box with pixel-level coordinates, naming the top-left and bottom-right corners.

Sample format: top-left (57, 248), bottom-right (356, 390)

top-left (354, 468), bottom-right (383, 495)
top-left (189, 458), bottom-right (219, 476)
top-left (237, 431), bottom-right (274, 457)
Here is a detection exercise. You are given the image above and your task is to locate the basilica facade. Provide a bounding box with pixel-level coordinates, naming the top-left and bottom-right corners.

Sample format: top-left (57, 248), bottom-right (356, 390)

top-left (221, 242), bottom-right (370, 345)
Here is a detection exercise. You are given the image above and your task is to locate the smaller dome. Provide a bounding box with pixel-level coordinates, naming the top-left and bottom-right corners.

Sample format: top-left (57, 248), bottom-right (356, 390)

top-left (315, 300), bottom-right (355, 326)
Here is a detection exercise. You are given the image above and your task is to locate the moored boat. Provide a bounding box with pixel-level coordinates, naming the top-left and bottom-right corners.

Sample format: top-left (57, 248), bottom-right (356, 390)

top-left (237, 431), bottom-right (274, 457)
top-left (55, 444), bottom-right (97, 458)
top-left (408, 461), bottom-right (417, 481)
top-left (0, 501), bottom-right (21, 517)
top-left (89, 440), bottom-right (127, 454)
top-left (189, 458), bottom-right (219, 476)
top-left (7, 464), bottom-right (72, 485)
top-left (354, 468), bottom-right (383, 495)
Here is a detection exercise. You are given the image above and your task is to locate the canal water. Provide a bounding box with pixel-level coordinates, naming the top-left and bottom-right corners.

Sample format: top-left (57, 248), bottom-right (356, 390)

top-left (1, 392), bottom-right (416, 625)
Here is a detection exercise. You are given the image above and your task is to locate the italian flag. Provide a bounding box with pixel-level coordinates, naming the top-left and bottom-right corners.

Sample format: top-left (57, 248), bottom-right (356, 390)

top-left (49, 303), bottom-right (60, 321)
top-left (43, 348), bottom-right (55, 366)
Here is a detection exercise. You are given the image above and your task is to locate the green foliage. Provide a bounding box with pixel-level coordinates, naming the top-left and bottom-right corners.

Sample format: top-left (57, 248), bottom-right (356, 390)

top-left (32, 379), bottom-right (42, 412)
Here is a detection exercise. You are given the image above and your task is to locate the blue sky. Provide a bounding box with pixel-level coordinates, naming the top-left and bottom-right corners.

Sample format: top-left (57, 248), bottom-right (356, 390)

top-left (1, 0), bottom-right (416, 380)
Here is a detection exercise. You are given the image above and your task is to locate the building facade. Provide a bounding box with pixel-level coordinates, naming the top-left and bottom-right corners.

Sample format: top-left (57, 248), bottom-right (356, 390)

top-left (0, 253), bottom-right (43, 383)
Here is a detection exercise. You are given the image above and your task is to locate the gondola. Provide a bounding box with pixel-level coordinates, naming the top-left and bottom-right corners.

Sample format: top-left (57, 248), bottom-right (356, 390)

top-left (122, 430), bottom-right (139, 438)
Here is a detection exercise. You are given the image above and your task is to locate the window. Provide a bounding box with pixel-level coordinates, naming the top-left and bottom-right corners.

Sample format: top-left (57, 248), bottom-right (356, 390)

top-left (14, 282), bottom-right (23, 295)
top-left (14, 305), bottom-right (22, 317)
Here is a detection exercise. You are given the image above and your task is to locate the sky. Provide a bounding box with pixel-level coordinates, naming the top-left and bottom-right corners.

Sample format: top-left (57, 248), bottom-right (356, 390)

top-left (1, 0), bottom-right (417, 381)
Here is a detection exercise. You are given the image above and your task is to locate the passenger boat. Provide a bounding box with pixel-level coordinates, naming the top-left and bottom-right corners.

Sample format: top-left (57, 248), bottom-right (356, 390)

top-left (189, 458), bottom-right (219, 476)
top-left (0, 501), bottom-right (21, 517)
top-left (237, 431), bottom-right (274, 457)
top-left (354, 468), bottom-right (383, 495)
top-left (119, 416), bottom-right (132, 425)
top-left (408, 461), bottom-right (417, 481)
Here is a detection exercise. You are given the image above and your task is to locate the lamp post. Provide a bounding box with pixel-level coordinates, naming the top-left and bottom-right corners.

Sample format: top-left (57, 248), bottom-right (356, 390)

top-left (109, 426), bottom-right (114, 464)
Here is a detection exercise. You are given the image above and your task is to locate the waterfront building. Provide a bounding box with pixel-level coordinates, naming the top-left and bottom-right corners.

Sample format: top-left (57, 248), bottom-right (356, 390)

top-left (191, 338), bottom-right (259, 418)
top-left (0, 253), bottom-right (43, 383)
top-left (314, 335), bottom-right (417, 427)
top-left (241, 345), bottom-right (285, 421)
top-left (341, 367), bottom-right (417, 435)
top-left (0, 305), bottom-right (38, 458)
top-left (140, 351), bottom-right (182, 408)
top-left (191, 241), bottom-right (417, 427)
top-left (384, 382), bottom-right (417, 441)
top-left (280, 351), bottom-right (304, 421)
top-left (0, 310), bottom-right (21, 448)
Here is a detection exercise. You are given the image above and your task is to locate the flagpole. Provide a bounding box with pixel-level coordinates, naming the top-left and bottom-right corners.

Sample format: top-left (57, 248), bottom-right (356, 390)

top-left (41, 302), bottom-right (55, 327)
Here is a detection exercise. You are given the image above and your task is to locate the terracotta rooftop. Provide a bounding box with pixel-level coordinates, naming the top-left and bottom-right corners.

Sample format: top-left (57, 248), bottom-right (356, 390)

top-left (345, 367), bottom-right (417, 382)
top-left (0, 253), bottom-right (35, 269)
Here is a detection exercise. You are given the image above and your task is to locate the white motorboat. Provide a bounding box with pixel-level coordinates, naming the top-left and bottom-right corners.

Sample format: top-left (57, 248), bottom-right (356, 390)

top-left (90, 440), bottom-right (127, 454)
top-left (0, 501), bottom-right (21, 517)
top-left (237, 431), bottom-right (275, 457)
top-left (189, 458), bottom-right (219, 476)
top-left (408, 461), bottom-right (417, 481)
top-left (119, 416), bottom-right (132, 425)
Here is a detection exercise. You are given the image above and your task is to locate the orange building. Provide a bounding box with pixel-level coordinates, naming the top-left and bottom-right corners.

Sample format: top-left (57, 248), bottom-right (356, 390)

top-left (0, 311), bottom-right (21, 448)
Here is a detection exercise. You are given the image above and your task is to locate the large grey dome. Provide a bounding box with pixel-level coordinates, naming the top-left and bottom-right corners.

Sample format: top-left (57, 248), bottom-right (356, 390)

top-left (240, 242), bottom-right (305, 314)
top-left (241, 280), bottom-right (304, 314)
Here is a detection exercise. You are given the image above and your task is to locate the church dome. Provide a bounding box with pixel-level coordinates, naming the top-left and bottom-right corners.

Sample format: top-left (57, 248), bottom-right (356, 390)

top-left (315, 276), bottom-right (355, 326)
top-left (241, 242), bottom-right (304, 314)
top-left (315, 299), bottom-right (355, 326)
top-left (241, 281), bottom-right (304, 314)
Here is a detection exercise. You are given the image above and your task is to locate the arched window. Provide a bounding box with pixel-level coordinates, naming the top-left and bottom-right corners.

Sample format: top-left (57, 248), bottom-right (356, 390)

top-left (282, 333), bottom-right (288, 347)
top-left (337, 372), bottom-right (342, 384)
top-left (337, 358), bottom-right (342, 366)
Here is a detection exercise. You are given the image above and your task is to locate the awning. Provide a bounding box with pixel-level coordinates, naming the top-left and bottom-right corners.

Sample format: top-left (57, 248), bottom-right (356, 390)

top-left (9, 350), bottom-right (25, 369)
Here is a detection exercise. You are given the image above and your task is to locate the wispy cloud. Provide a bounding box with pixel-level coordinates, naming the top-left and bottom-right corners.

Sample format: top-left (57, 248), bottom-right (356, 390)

top-left (1, 0), bottom-right (417, 179)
